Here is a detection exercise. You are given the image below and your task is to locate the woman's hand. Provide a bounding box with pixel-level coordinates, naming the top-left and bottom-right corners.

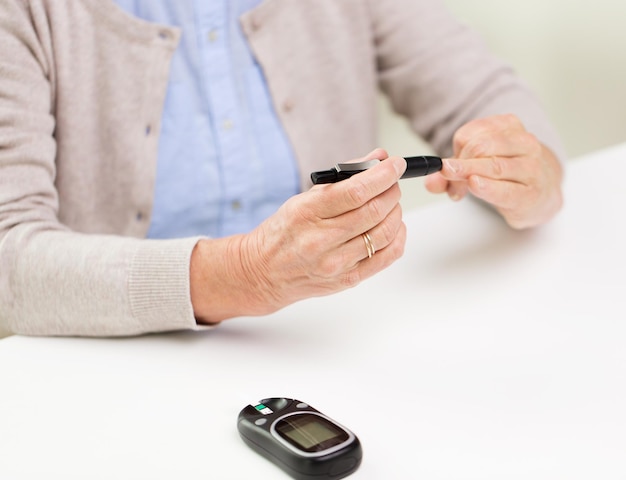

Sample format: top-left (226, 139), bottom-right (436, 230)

top-left (425, 114), bottom-right (564, 229)
top-left (191, 149), bottom-right (407, 324)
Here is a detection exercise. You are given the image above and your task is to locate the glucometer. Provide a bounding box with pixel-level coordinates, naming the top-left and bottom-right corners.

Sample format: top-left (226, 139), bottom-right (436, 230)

top-left (311, 155), bottom-right (442, 184)
top-left (237, 398), bottom-right (362, 480)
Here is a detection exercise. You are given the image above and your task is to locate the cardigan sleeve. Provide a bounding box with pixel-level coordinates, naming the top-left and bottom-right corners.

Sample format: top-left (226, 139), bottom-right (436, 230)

top-left (0, 1), bottom-right (202, 337)
top-left (370, 0), bottom-right (567, 161)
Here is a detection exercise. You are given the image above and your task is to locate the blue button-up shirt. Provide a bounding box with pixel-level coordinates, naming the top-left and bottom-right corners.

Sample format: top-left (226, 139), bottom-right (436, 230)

top-left (113, 0), bottom-right (300, 238)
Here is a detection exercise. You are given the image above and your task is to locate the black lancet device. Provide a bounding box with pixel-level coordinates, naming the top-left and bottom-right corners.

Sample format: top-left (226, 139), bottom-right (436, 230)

top-left (311, 155), bottom-right (442, 184)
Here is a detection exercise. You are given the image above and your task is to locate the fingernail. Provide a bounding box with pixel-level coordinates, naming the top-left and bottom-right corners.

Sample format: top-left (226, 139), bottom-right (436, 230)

top-left (473, 175), bottom-right (484, 190)
top-left (369, 147), bottom-right (387, 160)
top-left (444, 159), bottom-right (460, 174)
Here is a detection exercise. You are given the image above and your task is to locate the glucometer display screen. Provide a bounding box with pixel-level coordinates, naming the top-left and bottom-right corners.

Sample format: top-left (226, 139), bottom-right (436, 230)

top-left (275, 414), bottom-right (349, 452)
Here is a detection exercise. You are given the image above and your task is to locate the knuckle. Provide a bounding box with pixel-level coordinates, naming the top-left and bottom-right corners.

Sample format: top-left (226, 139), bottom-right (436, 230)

top-left (378, 217), bottom-right (397, 247)
top-left (464, 138), bottom-right (491, 158)
top-left (394, 241), bottom-right (406, 261)
top-left (491, 156), bottom-right (506, 177)
top-left (294, 204), bottom-right (317, 225)
top-left (342, 269), bottom-right (362, 289)
top-left (287, 194), bottom-right (318, 225)
top-left (381, 224), bottom-right (407, 263)
top-left (370, 147), bottom-right (388, 159)
top-left (502, 202), bottom-right (534, 230)
top-left (365, 197), bottom-right (385, 225)
top-left (518, 130), bottom-right (539, 151)
top-left (345, 181), bottom-right (369, 207)
top-left (528, 135), bottom-right (543, 159)
top-left (468, 116), bottom-right (498, 133)
top-left (385, 243), bottom-right (405, 265)
top-left (298, 229), bottom-right (321, 252)
top-left (505, 215), bottom-right (528, 230)
top-left (394, 224), bottom-right (407, 258)
top-left (317, 255), bottom-right (343, 279)
top-left (453, 127), bottom-right (471, 151)
top-left (502, 113), bottom-right (521, 127)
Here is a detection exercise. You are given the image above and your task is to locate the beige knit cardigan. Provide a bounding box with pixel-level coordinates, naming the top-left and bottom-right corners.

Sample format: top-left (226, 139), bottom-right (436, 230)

top-left (0, 0), bottom-right (564, 336)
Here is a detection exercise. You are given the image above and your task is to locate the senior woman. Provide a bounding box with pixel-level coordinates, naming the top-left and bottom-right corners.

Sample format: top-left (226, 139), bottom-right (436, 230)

top-left (0, 0), bottom-right (563, 336)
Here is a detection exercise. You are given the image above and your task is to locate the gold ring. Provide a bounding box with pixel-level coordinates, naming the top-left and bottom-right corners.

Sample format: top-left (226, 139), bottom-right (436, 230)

top-left (362, 232), bottom-right (375, 259)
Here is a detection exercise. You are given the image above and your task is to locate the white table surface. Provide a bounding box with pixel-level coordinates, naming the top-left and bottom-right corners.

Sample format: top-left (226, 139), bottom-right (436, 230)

top-left (1, 143), bottom-right (625, 480)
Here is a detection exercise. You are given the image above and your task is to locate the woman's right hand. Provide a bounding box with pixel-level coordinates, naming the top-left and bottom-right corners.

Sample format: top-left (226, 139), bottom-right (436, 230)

top-left (190, 148), bottom-right (407, 324)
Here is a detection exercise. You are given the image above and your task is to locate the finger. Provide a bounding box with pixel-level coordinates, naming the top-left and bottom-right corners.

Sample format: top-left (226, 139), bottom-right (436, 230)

top-left (467, 174), bottom-right (528, 210)
top-left (453, 114), bottom-right (525, 156)
top-left (424, 172), bottom-right (448, 194)
top-left (355, 147), bottom-right (389, 164)
top-left (343, 221), bottom-right (407, 287)
top-left (446, 179), bottom-right (468, 202)
top-left (457, 127), bottom-right (541, 161)
top-left (441, 155), bottom-right (533, 185)
top-left (312, 204), bottom-right (403, 282)
top-left (347, 203), bottom-right (403, 263)
top-left (312, 154), bottom-right (406, 219)
top-left (326, 182), bottom-right (402, 242)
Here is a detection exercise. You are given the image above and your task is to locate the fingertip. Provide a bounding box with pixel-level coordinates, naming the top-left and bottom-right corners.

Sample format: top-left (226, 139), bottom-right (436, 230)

top-left (367, 147), bottom-right (388, 161)
top-left (424, 173), bottom-right (448, 194)
top-left (447, 181), bottom-right (468, 202)
top-left (442, 158), bottom-right (462, 177)
top-left (468, 175), bottom-right (485, 192)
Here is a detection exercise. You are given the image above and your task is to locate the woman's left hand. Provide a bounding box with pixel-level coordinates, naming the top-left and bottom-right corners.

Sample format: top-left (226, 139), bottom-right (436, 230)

top-left (425, 114), bottom-right (564, 229)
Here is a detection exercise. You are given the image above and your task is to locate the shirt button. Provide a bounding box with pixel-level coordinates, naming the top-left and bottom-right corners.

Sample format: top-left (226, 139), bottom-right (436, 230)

top-left (136, 212), bottom-right (144, 221)
top-left (222, 119), bottom-right (234, 130)
top-left (145, 125), bottom-right (152, 136)
top-left (207, 30), bottom-right (218, 42)
top-left (231, 200), bottom-right (242, 211)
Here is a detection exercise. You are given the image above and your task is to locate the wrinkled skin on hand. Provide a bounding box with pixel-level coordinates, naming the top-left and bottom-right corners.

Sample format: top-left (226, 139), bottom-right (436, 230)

top-left (425, 114), bottom-right (563, 229)
top-left (191, 149), bottom-right (407, 324)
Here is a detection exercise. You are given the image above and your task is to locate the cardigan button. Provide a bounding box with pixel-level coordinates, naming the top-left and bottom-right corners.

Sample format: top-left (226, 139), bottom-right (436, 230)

top-left (158, 29), bottom-right (173, 40)
top-left (282, 99), bottom-right (294, 113)
top-left (250, 17), bottom-right (262, 32)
